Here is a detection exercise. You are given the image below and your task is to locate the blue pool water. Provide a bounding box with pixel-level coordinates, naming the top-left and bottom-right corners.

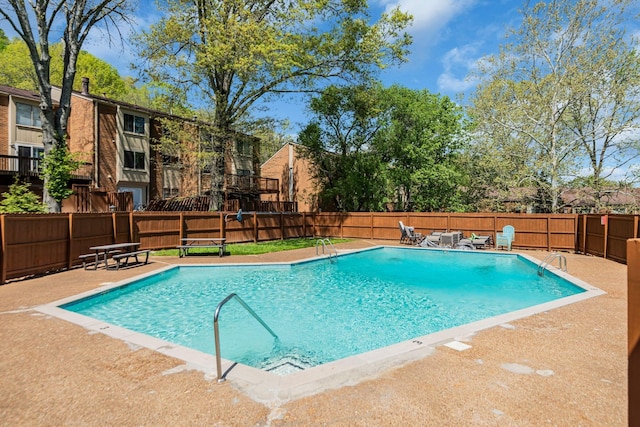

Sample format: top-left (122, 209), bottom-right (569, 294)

top-left (62, 247), bottom-right (585, 372)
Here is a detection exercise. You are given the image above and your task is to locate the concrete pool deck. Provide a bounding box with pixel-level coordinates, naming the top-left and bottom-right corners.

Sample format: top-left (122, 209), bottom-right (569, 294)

top-left (0, 240), bottom-right (628, 425)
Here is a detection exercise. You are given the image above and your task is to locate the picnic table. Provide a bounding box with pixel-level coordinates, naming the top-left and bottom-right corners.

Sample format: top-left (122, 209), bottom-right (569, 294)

top-left (178, 238), bottom-right (227, 258)
top-left (82, 242), bottom-right (144, 270)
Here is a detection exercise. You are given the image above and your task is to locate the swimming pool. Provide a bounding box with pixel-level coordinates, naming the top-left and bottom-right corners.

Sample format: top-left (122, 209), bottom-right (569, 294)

top-left (58, 247), bottom-right (591, 376)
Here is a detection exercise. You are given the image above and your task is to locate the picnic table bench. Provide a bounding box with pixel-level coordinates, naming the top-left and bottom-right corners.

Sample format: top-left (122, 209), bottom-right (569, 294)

top-left (177, 238), bottom-right (227, 258)
top-left (81, 242), bottom-right (143, 270)
top-left (111, 249), bottom-right (151, 270)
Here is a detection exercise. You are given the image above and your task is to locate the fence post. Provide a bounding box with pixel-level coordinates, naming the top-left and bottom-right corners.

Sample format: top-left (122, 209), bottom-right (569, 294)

top-left (254, 211), bottom-right (258, 243)
top-left (129, 211), bottom-right (134, 243)
top-left (634, 216), bottom-right (639, 239)
top-left (280, 212), bottom-right (284, 240)
top-left (302, 212), bottom-right (307, 238)
top-left (573, 214), bottom-right (579, 253)
top-left (0, 215), bottom-right (6, 285)
top-left (111, 212), bottom-right (117, 243)
top-left (179, 212), bottom-right (185, 244)
top-left (67, 213), bottom-right (74, 270)
top-left (628, 239), bottom-right (640, 426)
top-left (547, 216), bottom-right (551, 251)
top-left (220, 212), bottom-right (225, 239)
top-left (603, 215), bottom-right (609, 260)
top-left (370, 212), bottom-right (374, 240)
top-left (312, 212), bottom-right (316, 238)
top-left (582, 215), bottom-right (587, 254)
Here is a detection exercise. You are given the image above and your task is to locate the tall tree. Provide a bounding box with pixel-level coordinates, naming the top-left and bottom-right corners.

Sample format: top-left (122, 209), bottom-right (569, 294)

top-left (0, 39), bottom-right (128, 98)
top-left (299, 84), bottom-right (390, 211)
top-left (376, 85), bottom-right (466, 212)
top-left (564, 2), bottom-right (640, 209)
top-left (0, 0), bottom-right (132, 211)
top-left (135, 0), bottom-right (412, 208)
top-left (469, 0), bottom-right (639, 212)
top-left (300, 85), bottom-right (466, 212)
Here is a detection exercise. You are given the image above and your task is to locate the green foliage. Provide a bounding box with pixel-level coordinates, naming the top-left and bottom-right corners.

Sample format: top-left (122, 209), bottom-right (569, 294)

top-left (0, 178), bottom-right (47, 213)
top-left (0, 29), bottom-right (8, 51)
top-left (135, 0), bottom-right (412, 131)
top-left (299, 84), bottom-right (391, 211)
top-left (0, 39), bottom-right (130, 97)
top-left (468, 0), bottom-right (640, 213)
top-left (300, 84), bottom-right (466, 212)
top-left (376, 85), bottom-right (467, 212)
top-left (41, 143), bottom-right (83, 207)
top-left (0, 38), bottom-right (37, 89)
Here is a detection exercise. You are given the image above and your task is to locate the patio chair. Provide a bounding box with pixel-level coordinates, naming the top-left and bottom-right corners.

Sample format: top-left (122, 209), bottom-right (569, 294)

top-left (459, 233), bottom-right (493, 249)
top-left (496, 225), bottom-right (515, 251)
top-left (440, 231), bottom-right (463, 248)
top-left (418, 237), bottom-right (439, 248)
top-left (398, 221), bottom-right (422, 245)
top-left (425, 231), bottom-right (444, 245)
top-left (455, 241), bottom-right (475, 250)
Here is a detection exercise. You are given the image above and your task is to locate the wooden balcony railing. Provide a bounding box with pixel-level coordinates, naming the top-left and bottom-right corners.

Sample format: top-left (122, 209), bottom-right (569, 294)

top-left (224, 199), bottom-right (297, 212)
top-left (0, 155), bottom-right (92, 180)
top-left (224, 174), bottom-right (279, 194)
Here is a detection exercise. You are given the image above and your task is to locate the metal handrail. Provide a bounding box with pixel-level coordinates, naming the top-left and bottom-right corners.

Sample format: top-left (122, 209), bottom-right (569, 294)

top-left (315, 237), bottom-right (338, 260)
top-left (213, 293), bottom-right (278, 382)
top-left (538, 253), bottom-right (567, 276)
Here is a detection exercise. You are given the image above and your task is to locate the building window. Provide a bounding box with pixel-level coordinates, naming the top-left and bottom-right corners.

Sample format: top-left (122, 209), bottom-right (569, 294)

top-left (162, 154), bottom-right (180, 165)
top-left (17, 145), bottom-right (44, 172)
top-left (163, 187), bottom-right (179, 198)
top-left (16, 102), bottom-right (42, 128)
top-left (124, 150), bottom-right (145, 170)
top-left (124, 113), bottom-right (145, 134)
top-left (236, 139), bottom-right (251, 156)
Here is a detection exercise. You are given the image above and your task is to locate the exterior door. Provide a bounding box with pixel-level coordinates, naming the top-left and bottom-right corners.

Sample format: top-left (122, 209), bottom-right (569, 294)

top-left (17, 146), bottom-right (31, 174)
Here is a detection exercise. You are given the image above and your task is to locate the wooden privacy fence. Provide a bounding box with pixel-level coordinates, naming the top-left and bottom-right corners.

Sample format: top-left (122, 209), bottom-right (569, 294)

top-left (0, 212), bottom-right (638, 284)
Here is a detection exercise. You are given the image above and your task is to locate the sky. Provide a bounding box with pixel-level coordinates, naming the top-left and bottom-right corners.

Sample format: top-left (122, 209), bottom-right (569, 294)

top-left (2, 0), bottom-right (638, 181)
top-left (53, 0), bottom-right (522, 131)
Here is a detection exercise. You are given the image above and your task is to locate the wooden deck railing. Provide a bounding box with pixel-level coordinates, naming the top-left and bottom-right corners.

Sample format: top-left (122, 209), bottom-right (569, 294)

top-left (0, 155), bottom-right (92, 180)
top-left (224, 174), bottom-right (279, 194)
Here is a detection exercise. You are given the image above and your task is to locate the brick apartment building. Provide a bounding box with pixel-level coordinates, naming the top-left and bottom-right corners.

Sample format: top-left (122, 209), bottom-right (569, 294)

top-left (0, 80), bottom-right (278, 211)
top-left (260, 142), bottom-right (318, 212)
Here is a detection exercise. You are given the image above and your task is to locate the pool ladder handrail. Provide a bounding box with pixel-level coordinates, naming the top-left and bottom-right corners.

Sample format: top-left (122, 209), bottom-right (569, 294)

top-left (213, 292), bottom-right (278, 382)
top-left (537, 252), bottom-right (567, 276)
top-left (315, 237), bottom-right (338, 261)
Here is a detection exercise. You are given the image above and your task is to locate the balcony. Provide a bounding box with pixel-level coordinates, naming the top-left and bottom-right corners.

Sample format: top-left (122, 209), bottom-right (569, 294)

top-left (0, 155), bottom-right (92, 180)
top-left (224, 174), bottom-right (279, 194)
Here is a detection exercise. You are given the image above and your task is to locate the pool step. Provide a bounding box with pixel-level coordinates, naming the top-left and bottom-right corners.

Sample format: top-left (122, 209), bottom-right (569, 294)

top-left (261, 354), bottom-right (317, 375)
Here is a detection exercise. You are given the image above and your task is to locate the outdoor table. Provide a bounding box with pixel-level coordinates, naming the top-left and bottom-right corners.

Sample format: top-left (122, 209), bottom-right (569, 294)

top-left (88, 242), bottom-right (141, 270)
top-left (178, 238), bottom-right (226, 257)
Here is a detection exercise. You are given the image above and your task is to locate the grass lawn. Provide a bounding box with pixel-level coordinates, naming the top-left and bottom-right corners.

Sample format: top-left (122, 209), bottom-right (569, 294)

top-left (151, 237), bottom-right (351, 257)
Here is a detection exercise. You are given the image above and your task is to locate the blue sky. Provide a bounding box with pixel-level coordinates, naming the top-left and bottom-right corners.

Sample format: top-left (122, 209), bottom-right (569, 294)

top-left (1, 0), bottom-right (520, 127)
top-left (68, 0), bottom-right (521, 130)
top-left (2, 0), bottom-right (637, 181)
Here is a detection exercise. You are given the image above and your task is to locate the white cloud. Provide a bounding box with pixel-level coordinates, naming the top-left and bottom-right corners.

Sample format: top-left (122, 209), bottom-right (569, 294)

top-left (437, 43), bottom-right (484, 93)
top-left (378, 0), bottom-right (477, 35)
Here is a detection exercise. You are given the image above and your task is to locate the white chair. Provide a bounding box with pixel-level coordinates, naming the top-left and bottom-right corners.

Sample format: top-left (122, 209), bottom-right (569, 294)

top-left (496, 225), bottom-right (515, 251)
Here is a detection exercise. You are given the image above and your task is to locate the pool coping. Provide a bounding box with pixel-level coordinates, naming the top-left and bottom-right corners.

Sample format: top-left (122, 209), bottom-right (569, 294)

top-left (36, 246), bottom-right (606, 403)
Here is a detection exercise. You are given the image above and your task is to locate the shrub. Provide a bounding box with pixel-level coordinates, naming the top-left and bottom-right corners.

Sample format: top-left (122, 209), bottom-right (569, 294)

top-left (0, 178), bottom-right (47, 213)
